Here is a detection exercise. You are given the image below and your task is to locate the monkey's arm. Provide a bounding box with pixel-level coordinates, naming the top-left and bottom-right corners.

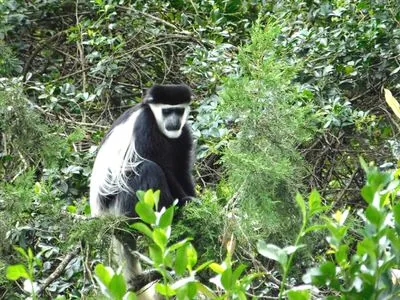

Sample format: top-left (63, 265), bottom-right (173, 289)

top-left (164, 170), bottom-right (193, 204)
top-left (177, 171), bottom-right (195, 198)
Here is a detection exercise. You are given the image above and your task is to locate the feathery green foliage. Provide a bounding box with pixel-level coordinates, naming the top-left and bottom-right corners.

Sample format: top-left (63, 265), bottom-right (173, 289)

top-left (219, 24), bottom-right (316, 243)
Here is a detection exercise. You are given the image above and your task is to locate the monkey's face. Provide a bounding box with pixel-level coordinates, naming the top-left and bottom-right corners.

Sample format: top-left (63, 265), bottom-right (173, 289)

top-left (149, 103), bottom-right (190, 139)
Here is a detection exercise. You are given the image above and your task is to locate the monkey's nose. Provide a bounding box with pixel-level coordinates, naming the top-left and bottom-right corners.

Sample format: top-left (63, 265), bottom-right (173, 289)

top-left (165, 119), bottom-right (181, 131)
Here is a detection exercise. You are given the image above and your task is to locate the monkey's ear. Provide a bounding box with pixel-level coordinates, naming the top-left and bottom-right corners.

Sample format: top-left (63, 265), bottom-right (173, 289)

top-left (142, 88), bottom-right (153, 103)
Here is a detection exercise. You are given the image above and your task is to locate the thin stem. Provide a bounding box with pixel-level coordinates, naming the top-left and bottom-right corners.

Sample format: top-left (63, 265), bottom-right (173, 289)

top-left (278, 219), bottom-right (307, 299)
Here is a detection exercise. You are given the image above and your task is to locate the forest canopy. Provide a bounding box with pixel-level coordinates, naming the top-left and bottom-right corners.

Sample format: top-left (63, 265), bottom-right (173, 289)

top-left (1, 0), bottom-right (400, 299)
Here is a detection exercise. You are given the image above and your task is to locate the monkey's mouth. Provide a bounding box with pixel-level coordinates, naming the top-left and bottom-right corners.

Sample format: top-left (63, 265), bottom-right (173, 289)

top-left (165, 121), bottom-right (181, 131)
top-left (163, 127), bottom-right (182, 139)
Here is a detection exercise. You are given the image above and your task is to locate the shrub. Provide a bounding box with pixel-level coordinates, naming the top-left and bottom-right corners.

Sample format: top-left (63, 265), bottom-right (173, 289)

top-left (218, 23), bottom-right (316, 245)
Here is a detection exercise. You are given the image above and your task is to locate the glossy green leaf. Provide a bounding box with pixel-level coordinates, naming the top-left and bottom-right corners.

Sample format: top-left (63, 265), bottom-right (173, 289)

top-left (175, 244), bottom-right (188, 276)
top-left (94, 264), bottom-right (112, 286)
top-left (6, 264), bottom-right (30, 280)
top-left (149, 244), bottom-right (163, 265)
top-left (130, 222), bottom-right (153, 238)
top-left (123, 292), bottom-right (137, 300)
top-left (144, 189), bottom-right (155, 208)
top-left (296, 193), bottom-right (307, 221)
top-left (135, 190), bottom-right (145, 202)
top-left (303, 224), bottom-right (326, 235)
top-left (287, 287), bottom-right (311, 300)
top-left (159, 206), bottom-right (174, 228)
top-left (309, 189), bottom-right (323, 216)
top-left (221, 267), bottom-right (233, 290)
top-left (361, 185), bottom-right (374, 204)
top-left (155, 283), bottom-right (176, 296)
top-left (186, 243), bottom-right (197, 270)
top-left (257, 240), bottom-right (287, 266)
top-left (365, 206), bottom-right (383, 227)
top-left (169, 238), bottom-right (192, 251)
top-left (195, 282), bottom-right (217, 298)
top-left (135, 201), bottom-right (156, 224)
top-left (232, 264), bottom-right (247, 283)
top-left (195, 260), bottom-right (213, 273)
top-left (152, 228), bottom-right (168, 251)
top-left (108, 273), bottom-right (126, 300)
top-left (209, 262), bottom-right (225, 274)
top-left (335, 244), bottom-right (348, 266)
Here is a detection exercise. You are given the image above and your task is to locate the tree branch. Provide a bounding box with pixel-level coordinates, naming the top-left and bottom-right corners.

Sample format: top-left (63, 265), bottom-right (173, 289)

top-left (36, 247), bottom-right (80, 295)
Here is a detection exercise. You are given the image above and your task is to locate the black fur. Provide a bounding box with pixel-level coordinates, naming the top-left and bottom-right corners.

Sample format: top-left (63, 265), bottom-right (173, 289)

top-left (144, 84), bottom-right (192, 105)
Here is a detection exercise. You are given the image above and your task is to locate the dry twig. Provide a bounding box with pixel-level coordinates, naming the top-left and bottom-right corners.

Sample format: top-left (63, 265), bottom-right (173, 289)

top-left (36, 247), bottom-right (80, 295)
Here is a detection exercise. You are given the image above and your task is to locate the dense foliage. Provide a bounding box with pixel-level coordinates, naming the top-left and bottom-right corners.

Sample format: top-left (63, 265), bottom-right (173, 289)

top-left (1, 0), bottom-right (400, 299)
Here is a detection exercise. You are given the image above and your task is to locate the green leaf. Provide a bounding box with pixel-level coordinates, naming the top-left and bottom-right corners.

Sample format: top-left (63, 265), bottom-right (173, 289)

top-left (152, 228), bottom-right (168, 251)
top-left (320, 261), bottom-right (336, 278)
top-left (130, 222), bottom-right (153, 239)
top-left (153, 190), bottom-right (160, 210)
top-left (149, 244), bottom-right (163, 265)
top-left (221, 267), bottom-right (233, 290)
top-left (393, 203), bottom-right (400, 225)
top-left (209, 262), bottom-right (225, 274)
top-left (170, 276), bottom-right (196, 289)
top-left (361, 185), bottom-right (374, 204)
top-left (232, 264), bottom-right (247, 283)
top-left (335, 244), bottom-right (348, 266)
top-left (175, 244), bottom-right (188, 276)
top-left (95, 264), bottom-right (112, 286)
top-left (159, 206), bottom-right (174, 228)
top-left (109, 273), bottom-right (127, 300)
top-left (169, 238), bottom-right (192, 251)
top-left (123, 291), bottom-right (137, 300)
top-left (283, 245), bottom-right (305, 255)
top-left (357, 238), bottom-right (376, 258)
top-left (296, 193), bottom-right (307, 221)
top-left (186, 243), bottom-right (197, 270)
top-left (287, 287), bottom-right (311, 300)
top-left (66, 205), bottom-right (77, 213)
top-left (303, 224), bottom-right (326, 235)
top-left (136, 190), bottom-right (145, 202)
top-left (144, 189), bottom-right (155, 208)
top-left (14, 246), bottom-right (28, 259)
top-left (34, 182), bottom-right (41, 194)
top-left (365, 206), bottom-right (383, 227)
top-left (195, 282), bottom-right (217, 298)
top-left (27, 248), bottom-right (33, 260)
top-left (309, 189), bottom-right (322, 216)
top-left (155, 283), bottom-right (176, 296)
top-left (257, 241), bottom-right (287, 266)
top-left (195, 260), bottom-right (213, 273)
top-left (135, 202), bottom-right (156, 224)
top-left (6, 264), bottom-right (30, 280)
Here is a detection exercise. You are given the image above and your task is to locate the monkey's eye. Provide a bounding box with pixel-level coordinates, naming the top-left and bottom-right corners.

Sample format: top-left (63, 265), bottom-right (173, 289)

top-left (162, 108), bottom-right (185, 117)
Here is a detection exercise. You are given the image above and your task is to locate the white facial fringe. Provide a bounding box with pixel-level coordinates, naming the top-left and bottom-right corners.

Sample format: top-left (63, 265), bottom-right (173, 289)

top-left (90, 109), bottom-right (143, 216)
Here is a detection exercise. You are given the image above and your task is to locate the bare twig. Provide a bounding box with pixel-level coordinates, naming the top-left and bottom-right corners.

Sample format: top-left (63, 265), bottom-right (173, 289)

top-left (116, 5), bottom-right (177, 30)
top-left (36, 247), bottom-right (80, 295)
top-left (75, 0), bottom-right (87, 92)
top-left (11, 150), bottom-right (28, 182)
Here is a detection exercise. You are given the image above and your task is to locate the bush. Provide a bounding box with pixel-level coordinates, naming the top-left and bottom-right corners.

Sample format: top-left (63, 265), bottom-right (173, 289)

top-left (218, 23), bottom-right (316, 245)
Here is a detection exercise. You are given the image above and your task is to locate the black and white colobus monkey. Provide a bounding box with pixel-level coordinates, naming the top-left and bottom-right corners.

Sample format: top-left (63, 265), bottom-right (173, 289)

top-left (89, 84), bottom-right (195, 288)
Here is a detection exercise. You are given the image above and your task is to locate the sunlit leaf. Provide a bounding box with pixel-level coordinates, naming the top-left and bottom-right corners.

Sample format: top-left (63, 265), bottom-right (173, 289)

top-left (130, 222), bottom-right (153, 239)
top-left (384, 89), bottom-right (400, 120)
top-left (257, 241), bottom-right (287, 266)
top-left (6, 264), bottom-right (30, 280)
